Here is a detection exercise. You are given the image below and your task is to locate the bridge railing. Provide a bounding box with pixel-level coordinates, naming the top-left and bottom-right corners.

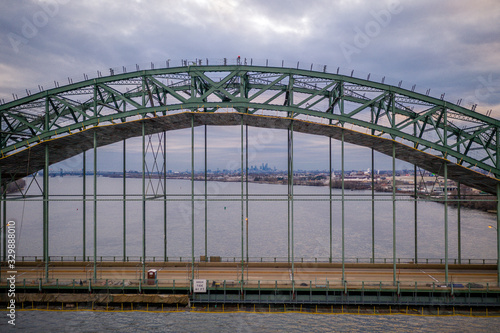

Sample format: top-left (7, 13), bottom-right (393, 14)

top-left (4, 278), bottom-right (496, 292)
top-left (3, 57), bottom-right (443, 106)
top-left (13, 256), bottom-right (498, 265)
top-left (107, 58), bottom-right (426, 95)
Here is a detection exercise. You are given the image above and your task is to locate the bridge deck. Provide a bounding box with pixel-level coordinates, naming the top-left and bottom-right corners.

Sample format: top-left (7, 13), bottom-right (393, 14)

top-left (3, 262), bottom-right (497, 290)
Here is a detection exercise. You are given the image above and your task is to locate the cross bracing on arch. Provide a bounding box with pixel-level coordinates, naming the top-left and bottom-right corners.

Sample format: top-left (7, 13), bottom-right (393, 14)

top-left (1, 63), bottom-right (498, 193)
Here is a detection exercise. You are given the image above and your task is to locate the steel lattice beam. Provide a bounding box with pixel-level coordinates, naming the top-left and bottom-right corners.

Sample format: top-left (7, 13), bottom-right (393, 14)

top-left (1, 64), bottom-right (499, 190)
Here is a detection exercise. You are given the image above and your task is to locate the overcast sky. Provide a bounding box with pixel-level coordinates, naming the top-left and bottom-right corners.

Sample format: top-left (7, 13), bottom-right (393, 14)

top-left (1, 0), bottom-right (499, 172)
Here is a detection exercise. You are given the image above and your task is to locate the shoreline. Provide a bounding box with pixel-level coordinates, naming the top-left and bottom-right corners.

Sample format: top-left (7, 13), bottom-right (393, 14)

top-left (16, 174), bottom-right (497, 212)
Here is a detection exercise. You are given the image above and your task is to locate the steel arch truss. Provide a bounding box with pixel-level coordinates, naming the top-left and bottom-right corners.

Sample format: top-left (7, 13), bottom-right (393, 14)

top-left (1, 64), bottom-right (499, 190)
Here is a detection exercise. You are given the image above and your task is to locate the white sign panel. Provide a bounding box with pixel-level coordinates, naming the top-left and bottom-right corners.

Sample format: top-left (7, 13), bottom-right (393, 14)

top-left (193, 279), bottom-right (207, 293)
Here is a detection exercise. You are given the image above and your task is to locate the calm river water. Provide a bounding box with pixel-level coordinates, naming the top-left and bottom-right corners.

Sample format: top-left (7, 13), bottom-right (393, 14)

top-left (6, 176), bottom-right (496, 261)
top-left (2, 311), bottom-right (499, 332)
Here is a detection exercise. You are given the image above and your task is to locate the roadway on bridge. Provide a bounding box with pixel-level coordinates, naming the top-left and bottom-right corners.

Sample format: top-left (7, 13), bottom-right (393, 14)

top-left (4, 264), bottom-right (496, 288)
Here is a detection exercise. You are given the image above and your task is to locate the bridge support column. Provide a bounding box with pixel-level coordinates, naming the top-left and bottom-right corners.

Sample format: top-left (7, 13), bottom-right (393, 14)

top-left (392, 142), bottom-right (396, 286)
top-left (190, 114), bottom-right (195, 291)
top-left (0, 120), bottom-right (2, 267)
top-left (164, 131), bottom-right (168, 262)
top-left (204, 125), bottom-right (208, 262)
top-left (414, 163), bottom-right (418, 264)
top-left (340, 83), bottom-right (345, 285)
top-left (93, 131), bottom-right (97, 281)
top-left (43, 143), bottom-right (49, 281)
top-left (0, 168), bottom-right (4, 265)
top-left (287, 128), bottom-right (291, 265)
top-left (444, 161), bottom-right (449, 285)
top-left (341, 129), bottom-right (345, 284)
top-left (290, 121), bottom-right (294, 287)
top-left (0, 167), bottom-right (2, 268)
top-left (245, 124), bottom-right (249, 282)
top-left (371, 147), bottom-right (375, 263)
top-left (2, 191), bottom-right (4, 266)
top-left (413, 123), bottom-right (418, 264)
top-left (1, 190), bottom-right (4, 266)
top-left (43, 98), bottom-right (50, 281)
top-left (329, 137), bottom-right (333, 264)
top-left (0, 167), bottom-right (2, 281)
top-left (497, 183), bottom-right (500, 287)
top-left (457, 182), bottom-right (461, 264)
top-left (142, 121), bottom-right (146, 281)
top-left (83, 151), bottom-right (86, 262)
top-left (241, 116), bottom-right (244, 291)
top-left (371, 105), bottom-right (376, 264)
top-left (123, 140), bottom-right (126, 262)
top-left (443, 107), bottom-right (449, 285)
top-left (285, 116), bottom-right (295, 284)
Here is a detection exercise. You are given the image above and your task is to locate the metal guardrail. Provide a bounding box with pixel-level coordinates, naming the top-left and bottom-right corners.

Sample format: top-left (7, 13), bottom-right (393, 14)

top-left (1, 278), bottom-right (497, 292)
top-left (13, 256), bottom-right (498, 265)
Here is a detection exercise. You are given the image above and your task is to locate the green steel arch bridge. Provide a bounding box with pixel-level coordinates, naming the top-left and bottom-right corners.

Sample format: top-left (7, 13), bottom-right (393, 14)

top-left (1, 61), bottom-right (499, 191)
top-left (1, 59), bottom-right (500, 289)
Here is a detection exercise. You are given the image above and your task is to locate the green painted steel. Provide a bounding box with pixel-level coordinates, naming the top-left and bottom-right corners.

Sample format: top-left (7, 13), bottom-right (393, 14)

top-left (6, 281), bottom-right (500, 307)
top-left (290, 121), bottom-right (295, 288)
top-left (204, 125), bottom-right (208, 262)
top-left (498, 182), bottom-right (500, 286)
top-left (93, 130), bottom-right (97, 281)
top-left (392, 142), bottom-right (396, 285)
top-left (497, 131), bottom-right (500, 286)
top-left (240, 116), bottom-right (244, 290)
top-left (190, 114), bottom-right (195, 290)
top-left (329, 137), bottom-right (333, 264)
top-left (164, 131), bottom-right (168, 262)
top-left (444, 106), bottom-right (449, 285)
top-left (371, 147), bottom-right (375, 263)
top-left (142, 120), bottom-right (146, 281)
top-left (123, 140), bottom-right (127, 262)
top-left (413, 123), bottom-right (418, 264)
top-left (245, 124), bottom-right (249, 283)
top-left (43, 144), bottom-right (49, 281)
top-left (457, 182), bottom-right (461, 264)
top-left (82, 151), bottom-right (86, 261)
top-left (1, 64), bottom-right (498, 183)
top-left (0, 165), bottom-right (1, 281)
top-left (1, 193), bottom-right (5, 263)
top-left (341, 129), bottom-right (345, 284)
top-left (43, 98), bottom-right (50, 281)
top-left (445, 161), bottom-right (449, 284)
top-left (1, 61), bottom-right (500, 288)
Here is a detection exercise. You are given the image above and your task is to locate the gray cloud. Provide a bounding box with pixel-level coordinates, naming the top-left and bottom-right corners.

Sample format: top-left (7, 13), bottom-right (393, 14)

top-left (1, 0), bottom-right (499, 170)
